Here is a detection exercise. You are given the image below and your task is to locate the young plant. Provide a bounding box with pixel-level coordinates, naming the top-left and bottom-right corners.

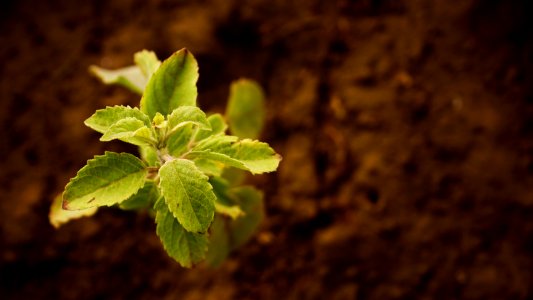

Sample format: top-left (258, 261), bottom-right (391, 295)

top-left (50, 49), bottom-right (281, 268)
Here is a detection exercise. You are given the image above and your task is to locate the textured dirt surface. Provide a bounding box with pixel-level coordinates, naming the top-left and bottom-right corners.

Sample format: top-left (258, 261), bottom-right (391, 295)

top-left (1, 0), bottom-right (532, 299)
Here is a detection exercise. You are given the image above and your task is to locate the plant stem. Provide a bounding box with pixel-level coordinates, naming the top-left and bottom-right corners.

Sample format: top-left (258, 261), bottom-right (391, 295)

top-left (157, 149), bottom-right (175, 164)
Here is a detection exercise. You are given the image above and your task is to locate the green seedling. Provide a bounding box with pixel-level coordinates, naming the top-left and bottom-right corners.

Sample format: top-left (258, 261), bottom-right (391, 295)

top-left (49, 49), bottom-right (281, 268)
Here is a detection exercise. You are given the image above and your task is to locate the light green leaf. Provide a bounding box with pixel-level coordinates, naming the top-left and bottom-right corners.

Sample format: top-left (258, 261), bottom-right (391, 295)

top-left (49, 194), bottom-right (97, 228)
top-left (134, 50), bottom-right (161, 78)
top-left (167, 106), bottom-right (211, 136)
top-left (229, 186), bottom-right (264, 249)
top-left (225, 139), bottom-right (280, 173)
top-left (193, 135), bottom-right (238, 152)
top-left (159, 159), bottom-right (215, 233)
top-left (100, 117), bottom-right (155, 146)
top-left (205, 215), bottom-right (230, 267)
top-left (196, 113), bottom-right (228, 141)
top-left (63, 152), bottom-right (147, 210)
top-left (215, 200), bottom-right (244, 220)
top-left (84, 106), bottom-right (151, 134)
top-left (141, 48), bottom-right (199, 118)
top-left (152, 112), bottom-right (165, 127)
top-left (155, 198), bottom-right (208, 268)
top-left (119, 181), bottom-right (159, 210)
top-left (139, 145), bottom-right (159, 167)
top-left (166, 124), bottom-right (194, 157)
top-left (226, 79), bottom-right (265, 139)
top-left (194, 158), bottom-right (224, 177)
top-left (189, 138), bottom-right (281, 174)
top-left (89, 65), bottom-right (146, 95)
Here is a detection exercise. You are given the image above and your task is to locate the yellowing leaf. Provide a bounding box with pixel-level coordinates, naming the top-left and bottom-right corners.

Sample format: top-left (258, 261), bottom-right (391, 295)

top-left (89, 65), bottom-right (146, 94)
top-left (134, 50), bottom-right (161, 78)
top-left (49, 194), bottom-right (97, 228)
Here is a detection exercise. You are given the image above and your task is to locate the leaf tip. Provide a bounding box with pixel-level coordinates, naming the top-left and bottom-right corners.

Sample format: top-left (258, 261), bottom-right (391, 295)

top-left (88, 65), bottom-right (99, 75)
top-left (62, 198), bottom-right (71, 210)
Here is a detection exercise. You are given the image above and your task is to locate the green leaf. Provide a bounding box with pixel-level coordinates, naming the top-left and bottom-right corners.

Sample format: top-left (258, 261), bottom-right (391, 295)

top-left (166, 124), bottom-right (194, 157)
top-left (100, 117), bottom-right (155, 146)
top-left (84, 106), bottom-right (151, 134)
top-left (196, 113), bottom-right (228, 141)
top-left (155, 198), bottom-right (208, 268)
top-left (205, 215), bottom-right (230, 267)
top-left (119, 181), bottom-right (159, 210)
top-left (229, 186), bottom-right (264, 249)
top-left (152, 112), bottom-right (165, 127)
top-left (189, 138), bottom-right (281, 174)
top-left (49, 194), bottom-right (97, 228)
top-left (141, 48), bottom-right (199, 118)
top-left (226, 79), bottom-right (265, 139)
top-left (210, 177), bottom-right (244, 219)
top-left (221, 167), bottom-right (246, 186)
top-left (207, 186), bottom-right (264, 266)
top-left (225, 139), bottom-right (280, 173)
top-left (134, 50), bottom-right (161, 78)
top-left (159, 159), bottom-right (215, 233)
top-left (89, 65), bottom-right (146, 95)
top-left (193, 135), bottom-right (238, 152)
top-left (63, 152), bottom-right (147, 210)
top-left (194, 158), bottom-right (224, 177)
top-left (214, 194), bottom-right (244, 220)
top-left (167, 106), bottom-right (211, 136)
top-left (139, 145), bottom-right (159, 167)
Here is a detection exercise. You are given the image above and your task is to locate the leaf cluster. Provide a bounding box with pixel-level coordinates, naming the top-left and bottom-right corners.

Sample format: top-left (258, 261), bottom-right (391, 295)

top-left (52, 49), bottom-right (280, 267)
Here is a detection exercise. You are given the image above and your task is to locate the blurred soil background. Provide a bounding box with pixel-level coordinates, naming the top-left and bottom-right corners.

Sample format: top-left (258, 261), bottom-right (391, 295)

top-left (1, 0), bottom-right (532, 299)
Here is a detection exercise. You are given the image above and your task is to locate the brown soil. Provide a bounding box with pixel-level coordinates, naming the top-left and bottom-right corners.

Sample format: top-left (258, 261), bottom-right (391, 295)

top-left (1, 0), bottom-right (532, 299)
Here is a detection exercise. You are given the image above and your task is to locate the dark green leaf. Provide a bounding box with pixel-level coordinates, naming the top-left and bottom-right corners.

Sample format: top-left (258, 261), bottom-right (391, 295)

top-left (229, 186), bottom-right (264, 249)
top-left (155, 198), bottom-right (208, 267)
top-left (210, 177), bottom-right (244, 219)
top-left (119, 181), bottom-right (159, 210)
top-left (226, 79), bottom-right (265, 139)
top-left (205, 216), bottom-right (230, 268)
